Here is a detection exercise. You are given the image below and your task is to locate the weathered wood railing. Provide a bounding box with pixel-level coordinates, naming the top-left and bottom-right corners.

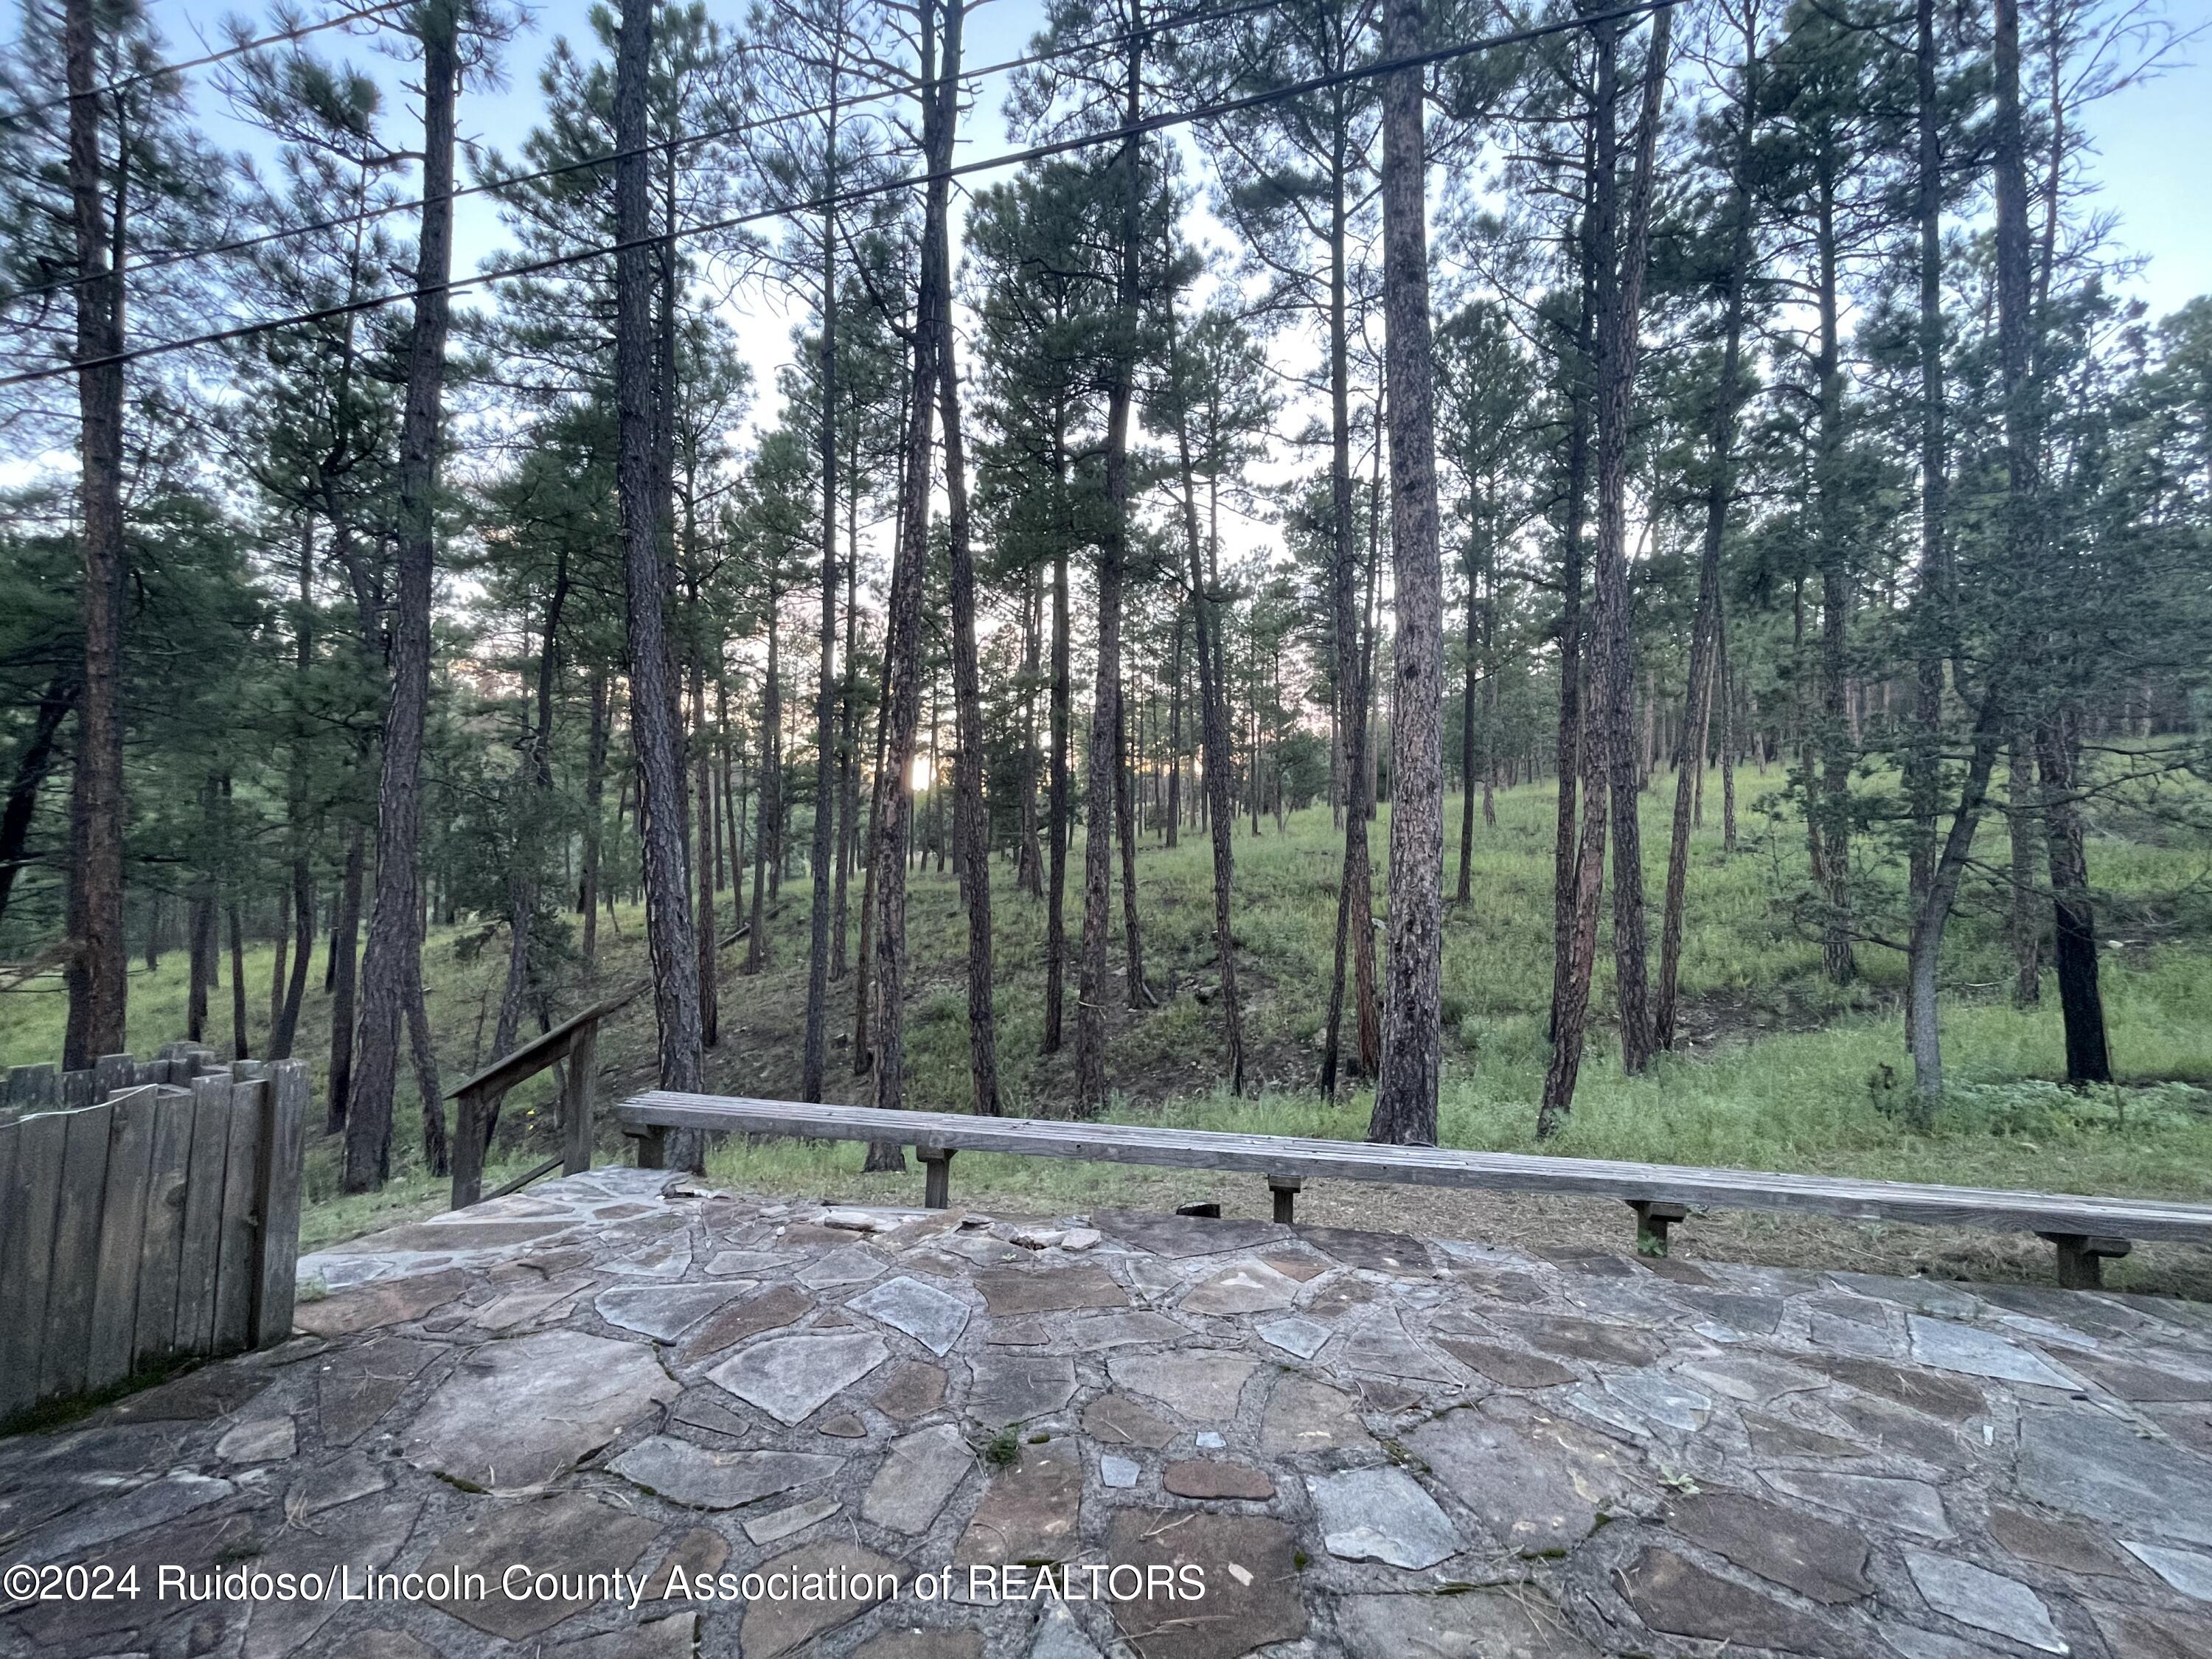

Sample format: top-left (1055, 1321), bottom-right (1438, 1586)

top-left (0, 1052), bottom-right (307, 1427)
top-left (446, 992), bottom-right (635, 1210)
top-left (616, 1091), bottom-right (2212, 1288)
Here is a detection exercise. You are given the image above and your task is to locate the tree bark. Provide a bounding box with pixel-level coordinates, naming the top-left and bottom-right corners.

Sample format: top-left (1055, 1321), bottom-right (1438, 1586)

top-left (1318, 66), bottom-right (1378, 1100)
top-left (2008, 735), bottom-right (2041, 1004)
top-left (1076, 7), bottom-right (1144, 1118)
top-left (938, 122), bottom-right (1001, 1116)
top-left (616, 0), bottom-right (705, 1166)
top-left (1169, 307), bottom-right (1244, 1092)
top-left (1546, 152), bottom-right (1597, 1051)
top-left (803, 145), bottom-right (840, 1100)
top-left (1656, 13), bottom-right (1755, 1052)
top-left (1042, 535), bottom-right (1071, 1054)
top-left (327, 822), bottom-right (364, 1132)
top-left (227, 901), bottom-right (249, 1062)
top-left (0, 672), bottom-right (73, 933)
top-left (580, 669), bottom-right (608, 971)
top-left (64, 0), bottom-right (129, 1066)
top-left (1591, 2), bottom-right (1670, 1078)
top-left (867, 0), bottom-right (961, 1161)
top-left (748, 581), bottom-right (782, 972)
top-left (347, 0), bottom-right (459, 1190)
top-left (2037, 715), bottom-right (2110, 1083)
top-left (497, 559), bottom-right (567, 1060)
top-left (1369, 0), bottom-right (1444, 1147)
top-left (1113, 690), bottom-right (1152, 1009)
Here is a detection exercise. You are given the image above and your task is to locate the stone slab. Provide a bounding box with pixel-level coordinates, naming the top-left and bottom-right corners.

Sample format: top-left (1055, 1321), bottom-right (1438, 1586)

top-left (1621, 1547), bottom-right (1841, 1656)
top-left (1164, 1459), bottom-right (1274, 1500)
top-left (1904, 1548), bottom-right (2068, 1653)
top-left (973, 1265), bottom-right (1127, 1315)
top-left (609, 1435), bottom-right (843, 1509)
top-left (1108, 1352), bottom-right (1256, 1421)
top-left (967, 1355), bottom-right (1078, 1429)
top-left (678, 1282), bottom-right (813, 1359)
top-left (1105, 1509), bottom-right (1308, 1659)
top-left (428, 1492), bottom-right (660, 1641)
top-left (1259, 1374), bottom-right (1373, 1456)
top-left (1180, 1261), bottom-right (1303, 1315)
top-left (594, 1283), bottom-right (741, 1341)
top-left (707, 1331), bottom-right (890, 1426)
top-left (1085, 1391), bottom-right (1179, 1450)
top-left (1669, 1489), bottom-right (1874, 1604)
top-left (1335, 1590), bottom-right (1600, 1658)
top-left (1308, 1466), bottom-right (1460, 1568)
top-left (2019, 1403), bottom-right (2212, 1546)
top-left (848, 1276), bottom-right (972, 1355)
top-left (954, 1442), bottom-right (1083, 1567)
top-left (737, 1541), bottom-right (900, 1658)
top-left (864, 1425), bottom-right (975, 1534)
top-left (403, 1329), bottom-right (677, 1492)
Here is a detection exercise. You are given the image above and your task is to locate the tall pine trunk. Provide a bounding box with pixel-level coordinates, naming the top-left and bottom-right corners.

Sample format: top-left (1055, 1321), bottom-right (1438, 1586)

top-left (615, 0), bottom-right (705, 1166)
top-left (347, 0), bottom-right (459, 1190)
top-left (1656, 16), bottom-right (1756, 1053)
top-left (803, 159), bottom-right (840, 1099)
top-left (1076, 10), bottom-right (1144, 1117)
top-left (938, 114), bottom-right (1001, 1116)
top-left (1369, 0), bottom-right (1444, 1147)
top-left (1592, 4), bottom-right (1670, 1078)
top-left (63, 0), bottom-right (129, 1067)
top-left (866, 0), bottom-right (960, 1162)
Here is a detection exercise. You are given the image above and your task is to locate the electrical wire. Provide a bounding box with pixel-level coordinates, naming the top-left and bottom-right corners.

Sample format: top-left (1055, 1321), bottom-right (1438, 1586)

top-left (0, 0), bottom-right (1670, 392)
top-left (4, 0), bottom-right (1285, 308)
top-left (0, 0), bottom-right (413, 128)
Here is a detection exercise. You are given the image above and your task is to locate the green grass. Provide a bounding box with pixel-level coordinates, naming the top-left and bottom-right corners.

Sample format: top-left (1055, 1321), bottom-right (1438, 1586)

top-left (7, 765), bottom-right (2211, 1259)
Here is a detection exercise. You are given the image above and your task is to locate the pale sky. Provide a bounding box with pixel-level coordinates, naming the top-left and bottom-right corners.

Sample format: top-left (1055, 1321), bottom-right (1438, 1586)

top-left (6, 0), bottom-right (2208, 514)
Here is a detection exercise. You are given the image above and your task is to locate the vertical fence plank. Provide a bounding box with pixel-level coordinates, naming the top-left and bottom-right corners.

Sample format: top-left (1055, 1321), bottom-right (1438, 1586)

top-left (35, 1100), bottom-right (114, 1400)
top-left (6, 1064), bottom-right (58, 1116)
top-left (251, 1062), bottom-right (307, 1348)
top-left (91, 1054), bottom-right (135, 1102)
top-left (210, 1082), bottom-right (261, 1354)
top-left (173, 1077), bottom-right (232, 1358)
top-left (0, 1119), bottom-right (23, 1416)
top-left (60, 1069), bottom-right (93, 1108)
top-left (0, 1114), bottom-right (65, 1420)
top-left (86, 1087), bottom-right (159, 1391)
top-left (132, 1091), bottom-right (195, 1371)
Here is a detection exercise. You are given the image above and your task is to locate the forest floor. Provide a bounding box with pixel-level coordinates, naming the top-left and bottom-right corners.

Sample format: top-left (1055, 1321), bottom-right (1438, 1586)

top-left (8, 765), bottom-right (2212, 1295)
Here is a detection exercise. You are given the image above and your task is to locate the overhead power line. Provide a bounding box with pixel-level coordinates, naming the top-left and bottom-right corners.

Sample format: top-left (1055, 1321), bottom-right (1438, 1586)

top-left (0, 0), bottom-right (412, 128)
top-left (4, 0), bottom-right (1284, 309)
top-left (0, 0), bottom-right (1672, 392)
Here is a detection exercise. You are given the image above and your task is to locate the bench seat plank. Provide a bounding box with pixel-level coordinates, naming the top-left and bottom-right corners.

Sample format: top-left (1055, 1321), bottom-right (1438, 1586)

top-left (616, 1091), bottom-right (2212, 1246)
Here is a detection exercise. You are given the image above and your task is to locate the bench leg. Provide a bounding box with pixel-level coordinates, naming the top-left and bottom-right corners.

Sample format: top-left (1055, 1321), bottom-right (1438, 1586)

top-left (634, 1125), bottom-right (669, 1171)
top-left (2040, 1232), bottom-right (2129, 1290)
top-left (919, 1149), bottom-right (954, 1211)
top-left (1629, 1200), bottom-right (1688, 1259)
top-left (1269, 1176), bottom-right (1302, 1225)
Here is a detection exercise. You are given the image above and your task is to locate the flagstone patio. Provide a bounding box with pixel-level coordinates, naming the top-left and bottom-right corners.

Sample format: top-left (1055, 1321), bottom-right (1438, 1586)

top-left (5, 1167), bottom-right (2212, 1658)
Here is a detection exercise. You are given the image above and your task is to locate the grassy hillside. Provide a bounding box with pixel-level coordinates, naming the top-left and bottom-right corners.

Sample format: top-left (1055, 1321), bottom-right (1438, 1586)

top-left (7, 768), bottom-right (2211, 1287)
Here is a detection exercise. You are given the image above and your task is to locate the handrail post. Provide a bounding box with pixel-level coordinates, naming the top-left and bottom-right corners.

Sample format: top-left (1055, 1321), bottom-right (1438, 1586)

top-left (562, 1019), bottom-right (599, 1177)
top-left (452, 1085), bottom-right (492, 1209)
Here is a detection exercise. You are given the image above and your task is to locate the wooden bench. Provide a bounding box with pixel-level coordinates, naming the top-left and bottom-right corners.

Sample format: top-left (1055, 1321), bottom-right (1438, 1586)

top-left (616, 1091), bottom-right (2212, 1289)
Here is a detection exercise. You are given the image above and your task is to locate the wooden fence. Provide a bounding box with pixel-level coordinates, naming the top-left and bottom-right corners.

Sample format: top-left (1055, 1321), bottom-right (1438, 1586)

top-left (0, 1047), bottom-right (307, 1427)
